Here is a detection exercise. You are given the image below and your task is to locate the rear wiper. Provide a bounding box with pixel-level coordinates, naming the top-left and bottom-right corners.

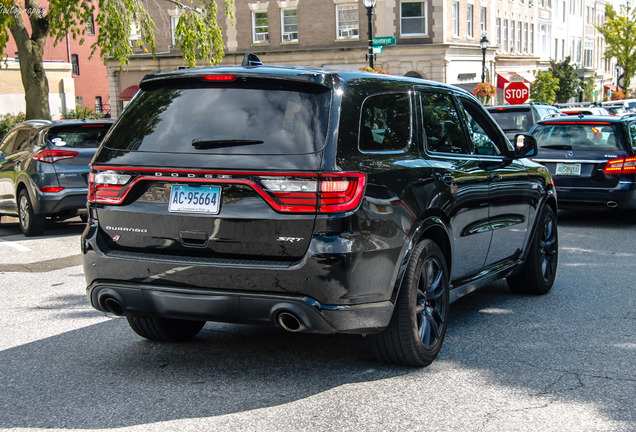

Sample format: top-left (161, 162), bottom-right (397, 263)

top-left (191, 138), bottom-right (264, 149)
top-left (540, 144), bottom-right (572, 150)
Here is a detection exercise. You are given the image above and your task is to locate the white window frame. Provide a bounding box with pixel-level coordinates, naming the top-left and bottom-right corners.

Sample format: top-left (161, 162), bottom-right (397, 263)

top-left (452, 1), bottom-right (459, 37)
top-left (467, 4), bottom-right (474, 38)
top-left (281, 8), bottom-right (298, 42)
top-left (480, 7), bottom-right (487, 33)
top-left (400, 0), bottom-right (428, 36)
top-left (336, 3), bottom-right (359, 39)
top-left (252, 11), bottom-right (269, 43)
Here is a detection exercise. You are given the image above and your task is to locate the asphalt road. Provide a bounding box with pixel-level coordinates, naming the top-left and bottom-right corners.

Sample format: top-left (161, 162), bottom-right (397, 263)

top-left (0, 210), bottom-right (635, 432)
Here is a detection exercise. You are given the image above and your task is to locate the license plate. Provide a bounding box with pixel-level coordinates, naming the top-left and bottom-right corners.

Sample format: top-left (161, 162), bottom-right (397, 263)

top-left (555, 163), bottom-right (581, 176)
top-left (169, 185), bottom-right (221, 214)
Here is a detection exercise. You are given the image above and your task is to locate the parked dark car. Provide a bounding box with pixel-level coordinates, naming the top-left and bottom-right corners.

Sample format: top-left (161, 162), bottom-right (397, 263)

top-left (0, 119), bottom-right (114, 235)
top-left (531, 113), bottom-right (636, 209)
top-left (487, 103), bottom-right (561, 141)
top-left (82, 57), bottom-right (558, 367)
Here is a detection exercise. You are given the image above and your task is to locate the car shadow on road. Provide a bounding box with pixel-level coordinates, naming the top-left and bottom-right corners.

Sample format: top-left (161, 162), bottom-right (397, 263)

top-left (0, 217), bottom-right (86, 239)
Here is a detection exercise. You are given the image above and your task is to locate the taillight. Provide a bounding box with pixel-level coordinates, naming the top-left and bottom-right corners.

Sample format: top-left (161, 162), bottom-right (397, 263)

top-left (199, 74), bottom-right (237, 82)
top-left (604, 157), bottom-right (636, 175)
top-left (33, 149), bottom-right (79, 163)
top-left (88, 167), bottom-right (366, 213)
top-left (88, 171), bottom-right (132, 204)
top-left (260, 173), bottom-right (366, 213)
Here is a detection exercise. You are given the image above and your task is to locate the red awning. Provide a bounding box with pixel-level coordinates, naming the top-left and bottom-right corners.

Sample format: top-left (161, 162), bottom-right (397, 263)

top-left (604, 84), bottom-right (619, 92)
top-left (496, 72), bottom-right (531, 89)
top-left (118, 85), bottom-right (139, 101)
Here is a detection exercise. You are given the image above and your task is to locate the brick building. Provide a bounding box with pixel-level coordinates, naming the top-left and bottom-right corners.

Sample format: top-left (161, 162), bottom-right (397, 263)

top-left (1, 0), bottom-right (109, 119)
top-left (107, 0), bottom-right (617, 117)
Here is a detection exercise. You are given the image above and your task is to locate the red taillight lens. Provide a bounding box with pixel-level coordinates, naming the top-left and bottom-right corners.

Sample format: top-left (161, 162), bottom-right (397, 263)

top-left (33, 150), bottom-right (79, 163)
top-left (604, 157), bottom-right (636, 174)
top-left (260, 173), bottom-right (366, 213)
top-left (88, 171), bottom-right (132, 204)
top-left (38, 187), bottom-right (64, 193)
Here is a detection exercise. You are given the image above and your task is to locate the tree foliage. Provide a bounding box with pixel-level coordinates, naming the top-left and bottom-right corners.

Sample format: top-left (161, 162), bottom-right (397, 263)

top-left (530, 70), bottom-right (558, 105)
top-left (0, 0), bottom-right (235, 120)
top-left (549, 57), bottom-right (580, 103)
top-left (595, 2), bottom-right (636, 92)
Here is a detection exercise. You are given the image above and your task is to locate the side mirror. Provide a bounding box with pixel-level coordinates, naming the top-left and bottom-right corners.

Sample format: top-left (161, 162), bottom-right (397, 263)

top-left (513, 134), bottom-right (538, 158)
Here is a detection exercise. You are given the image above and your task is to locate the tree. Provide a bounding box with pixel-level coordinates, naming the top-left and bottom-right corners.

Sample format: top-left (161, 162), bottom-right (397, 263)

top-left (595, 2), bottom-right (636, 93)
top-left (530, 70), bottom-right (558, 105)
top-left (549, 57), bottom-right (580, 103)
top-left (0, 0), bottom-right (234, 120)
top-left (581, 76), bottom-right (595, 102)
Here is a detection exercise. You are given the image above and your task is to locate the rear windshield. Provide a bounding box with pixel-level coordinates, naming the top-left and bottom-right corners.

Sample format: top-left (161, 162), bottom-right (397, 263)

top-left (532, 123), bottom-right (622, 151)
top-left (46, 125), bottom-right (111, 148)
top-left (488, 108), bottom-right (533, 133)
top-left (103, 86), bottom-right (332, 155)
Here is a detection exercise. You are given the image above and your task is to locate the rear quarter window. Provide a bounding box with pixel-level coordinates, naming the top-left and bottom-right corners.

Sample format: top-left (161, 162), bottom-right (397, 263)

top-left (359, 93), bottom-right (411, 153)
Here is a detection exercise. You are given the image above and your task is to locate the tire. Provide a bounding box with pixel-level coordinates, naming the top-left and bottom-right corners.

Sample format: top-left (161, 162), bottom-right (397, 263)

top-left (18, 190), bottom-right (45, 236)
top-left (371, 239), bottom-right (450, 367)
top-left (507, 205), bottom-right (558, 295)
top-left (126, 316), bottom-right (205, 342)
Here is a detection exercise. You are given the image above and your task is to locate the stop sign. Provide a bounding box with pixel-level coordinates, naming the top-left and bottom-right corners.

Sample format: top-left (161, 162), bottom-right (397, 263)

top-left (505, 82), bottom-right (530, 104)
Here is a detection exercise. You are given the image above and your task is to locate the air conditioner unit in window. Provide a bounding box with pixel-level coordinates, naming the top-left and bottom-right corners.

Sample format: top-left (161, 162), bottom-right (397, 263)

top-left (255, 33), bottom-right (268, 42)
top-left (340, 29), bottom-right (358, 38)
top-left (282, 33), bottom-right (298, 42)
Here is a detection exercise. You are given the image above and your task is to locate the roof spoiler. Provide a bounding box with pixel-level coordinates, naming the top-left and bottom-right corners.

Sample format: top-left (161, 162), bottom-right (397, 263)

top-left (241, 53), bottom-right (263, 67)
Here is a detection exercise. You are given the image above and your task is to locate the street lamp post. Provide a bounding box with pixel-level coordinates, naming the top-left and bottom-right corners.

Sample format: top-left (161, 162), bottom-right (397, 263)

top-left (479, 33), bottom-right (489, 83)
top-left (363, 0), bottom-right (377, 68)
top-left (616, 63), bottom-right (621, 91)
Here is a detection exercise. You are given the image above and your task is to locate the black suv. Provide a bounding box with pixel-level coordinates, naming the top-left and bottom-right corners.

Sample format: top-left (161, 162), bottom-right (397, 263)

top-left (487, 103), bottom-right (561, 141)
top-left (0, 119), bottom-right (113, 235)
top-left (531, 113), bottom-right (636, 209)
top-left (82, 58), bottom-right (558, 366)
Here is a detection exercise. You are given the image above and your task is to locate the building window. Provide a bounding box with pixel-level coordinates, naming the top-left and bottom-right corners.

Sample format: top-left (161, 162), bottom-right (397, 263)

top-left (540, 24), bottom-right (551, 56)
top-left (530, 24), bottom-right (534, 53)
top-left (87, 14), bottom-right (95, 34)
top-left (281, 9), bottom-right (298, 42)
top-left (481, 7), bottom-right (487, 33)
top-left (496, 17), bottom-right (501, 48)
top-left (71, 54), bottom-right (79, 76)
top-left (511, 20), bottom-right (515, 52)
top-left (129, 20), bottom-right (141, 45)
top-left (503, 19), bottom-right (508, 52)
top-left (467, 4), bottom-right (473, 38)
top-left (253, 11), bottom-right (269, 43)
top-left (452, 2), bottom-right (459, 37)
top-left (76, 96), bottom-right (83, 106)
top-left (170, 15), bottom-right (181, 46)
top-left (517, 20), bottom-right (522, 52)
top-left (401, 1), bottom-right (427, 36)
top-left (95, 96), bottom-right (103, 114)
top-left (336, 4), bottom-right (359, 39)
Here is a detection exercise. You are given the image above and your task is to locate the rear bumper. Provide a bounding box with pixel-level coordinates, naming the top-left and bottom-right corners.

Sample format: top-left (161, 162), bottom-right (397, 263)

top-left (34, 187), bottom-right (88, 215)
top-left (555, 180), bottom-right (636, 209)
top-left (82, 221), bottom-right (403, 334)
top-left (87, 281), bottom-right (394, 334)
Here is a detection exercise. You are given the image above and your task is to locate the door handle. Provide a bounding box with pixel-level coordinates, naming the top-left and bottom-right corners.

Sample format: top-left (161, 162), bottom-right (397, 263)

top-left (435, 173), bottom-right (455, 186)
top-left (488, 173), bottom-right (502, 182)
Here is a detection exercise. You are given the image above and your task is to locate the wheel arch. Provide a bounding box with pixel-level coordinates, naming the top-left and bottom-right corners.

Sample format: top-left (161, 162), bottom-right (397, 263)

top-left (390, 215), bottom-right (452, 303)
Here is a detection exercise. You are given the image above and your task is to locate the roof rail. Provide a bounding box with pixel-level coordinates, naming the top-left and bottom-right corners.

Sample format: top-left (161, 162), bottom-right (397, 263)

top-left (241, 53), bottom-right (263, 67)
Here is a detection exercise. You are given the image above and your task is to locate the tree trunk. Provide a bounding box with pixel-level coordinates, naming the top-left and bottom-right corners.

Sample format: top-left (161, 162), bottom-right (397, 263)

top-left (9, 5), bottom-right (52, 120)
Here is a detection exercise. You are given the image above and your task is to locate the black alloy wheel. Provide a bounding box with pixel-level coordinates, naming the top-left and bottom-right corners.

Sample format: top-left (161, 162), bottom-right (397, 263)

top-left (18, 190), bottom-right (45, 236)
top-left (372, 239), bottom-right (449, 367)
top-left (507, 206), bottom-right (558, 294)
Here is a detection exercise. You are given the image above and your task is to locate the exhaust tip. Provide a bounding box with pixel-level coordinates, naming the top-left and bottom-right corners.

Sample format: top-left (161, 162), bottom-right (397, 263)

top-left (100, 296), bottom-right (124, 316)
top-left (606, 201), bottom-right (618, 208)
top-left (277, 311), bottom-right (305, 332)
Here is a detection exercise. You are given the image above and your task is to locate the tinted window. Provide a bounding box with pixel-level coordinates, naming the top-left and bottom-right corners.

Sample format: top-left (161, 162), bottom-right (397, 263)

top-left (629, 122), bottom-right (636, 149)
top-left (488, 108), bottom-right (533, 133)
top-left (359, 93), bottom-right (411, 153)
top-left (420, 92), bottom-right (469, 154)
top-left (533, 123), bottom-right (621, 151)
top-left (458, 97), bottom-right (506, 156)
top-left (46, 125), bottom-right (111, 148)
top-left (103, 87), bottom-right (331, 155)
top-left (13, 128), bottom-right (34, 151)
top-left (0, 130), bottom-right (18, 154)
